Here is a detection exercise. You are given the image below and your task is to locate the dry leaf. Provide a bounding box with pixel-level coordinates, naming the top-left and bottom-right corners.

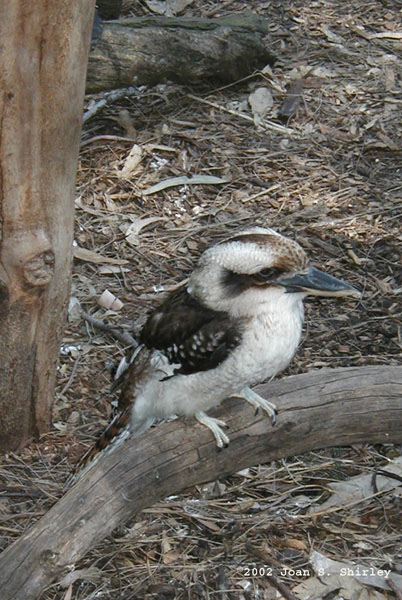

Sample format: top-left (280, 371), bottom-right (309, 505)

top-left (194, 517), bottom-right (221, 532)
top-left (311, 456), bottom-right (402, 512)
top-left (347, 249), bottom-right (365, 266)
top-left (376, 132), bottom-right (398, 151)
top-left (142, 175), bottom-right (229, 196)
top-left (161, 531), bottom-right (172, 554)
top-left (98, 265), bottom-right (130, 275)
top-left (384, 67), bottom-right (395, 91)
top-left (68, 296), bottom-right (81, 322)
top-left (122, 216), bottom-right (168, 246)
top-left (118, 144), bottom-right (143, 179)
top-left (144, 143), bottom-right (177, 153)
top-left (294, 571), bottom-right (388, 600)
top-left (161, 531), bottom-right (180, 564)
top-left (73, 246), bottom-right (129, 265)
top-left (62, 584), bottom-right (73, 600)
top-left (59, 567), bottom-right (103, 589)
top-left (279, 79), bottom-right (304, 122)
top-left (307, 550), bottom-right (401, 594)
top-left (323, 28), bottom-right (345, 44)
top-left (146, 0), bottom-right (194, 16)
top-left (369, 31), bottom-right (402, 40)
top-left (145, 0), bottom-right (166, 14)
top-left (373, 275), bottom-right (395, 294)
top-left (283, 537), bottom-right (308, 551)
top-left (248, 87), bottom-right (274, 127)
top-left (117, 109), bottom-right (136, 138)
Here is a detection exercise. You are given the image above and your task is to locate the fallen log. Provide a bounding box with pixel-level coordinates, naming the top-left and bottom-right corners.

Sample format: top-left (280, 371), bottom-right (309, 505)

top-left (86, 14), bottom-right (276, 93)
top-left (96, 0), bottom-right (122, 20)
top-left (0, 365), bottom-right (401, 600)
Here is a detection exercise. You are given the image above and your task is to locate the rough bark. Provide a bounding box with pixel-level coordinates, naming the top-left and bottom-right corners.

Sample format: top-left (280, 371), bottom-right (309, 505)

top-left (0, 366), bottom-right (401, 600)
top-left (87, 14), bottom-right (276, 93)
top-left (0, 1), bottom-right (95, 452)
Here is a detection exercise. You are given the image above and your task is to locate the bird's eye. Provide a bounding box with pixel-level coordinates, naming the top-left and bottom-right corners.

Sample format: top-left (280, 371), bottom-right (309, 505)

top-left (255, 268), bottom-right (281, 281)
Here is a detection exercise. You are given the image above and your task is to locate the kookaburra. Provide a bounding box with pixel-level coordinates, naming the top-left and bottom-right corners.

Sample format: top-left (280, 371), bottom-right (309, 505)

top-left (77, 227), bottom-right (360, 475)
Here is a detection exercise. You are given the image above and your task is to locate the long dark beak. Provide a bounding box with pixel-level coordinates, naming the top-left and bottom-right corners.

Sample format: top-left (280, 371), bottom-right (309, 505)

top-left (277, 266), bottom-right (361, 298)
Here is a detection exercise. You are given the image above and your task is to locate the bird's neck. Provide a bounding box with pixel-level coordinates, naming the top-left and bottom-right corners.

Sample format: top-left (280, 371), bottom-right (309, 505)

top-left (229, 288), bottom-right (305, 324)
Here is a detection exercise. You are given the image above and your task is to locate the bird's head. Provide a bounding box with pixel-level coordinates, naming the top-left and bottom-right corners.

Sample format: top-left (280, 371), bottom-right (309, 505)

top-left (188, 227), bottom-right (360, 316)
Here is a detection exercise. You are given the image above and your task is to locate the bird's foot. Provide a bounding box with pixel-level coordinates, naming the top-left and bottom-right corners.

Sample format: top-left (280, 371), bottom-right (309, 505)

top-left (130, 417), bottom-right (155, 437)
top-left (238, 387), bottom-right (277, 425)
top-left (195, 411), bottom-right (230, 448)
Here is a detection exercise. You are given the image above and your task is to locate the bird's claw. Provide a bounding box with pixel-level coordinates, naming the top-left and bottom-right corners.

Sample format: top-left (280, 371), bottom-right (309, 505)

top-left (238, 387), bottom-right (278, 426)
top-left (195, 411), bottom-right (230, 448)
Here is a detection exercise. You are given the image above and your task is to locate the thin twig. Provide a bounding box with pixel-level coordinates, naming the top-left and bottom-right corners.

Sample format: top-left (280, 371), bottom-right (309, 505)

top-left (59, 355), bottom-right (81, 396)
top-left (265, 575), bottom-right (301, 600)
top-left (203, 0), bottom-right (238, 17)
top-left (388, 578), bottom-right (402, 600)
top-left (83, 87), bottom-right (140, 124)
top-left (245, 543), bottom-right (300, 600)
top-left (81, 312), bottom-right (138, 348)
top-left (80, 135), bottom-right (138, 148)
top-left (187, 94), bottom-right (294, 135)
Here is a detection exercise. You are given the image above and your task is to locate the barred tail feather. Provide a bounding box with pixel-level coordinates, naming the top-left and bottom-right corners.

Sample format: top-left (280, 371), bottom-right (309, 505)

top-left (67, 408), bottom-right (131, 486)
top-left (67, 345), bottom-right (157, 486)
top-left (80, 407), bottom-right (131, 468)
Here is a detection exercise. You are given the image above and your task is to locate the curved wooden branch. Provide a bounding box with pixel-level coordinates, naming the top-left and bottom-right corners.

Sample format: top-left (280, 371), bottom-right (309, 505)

top-left (0, 366), bottom-right (401, 599)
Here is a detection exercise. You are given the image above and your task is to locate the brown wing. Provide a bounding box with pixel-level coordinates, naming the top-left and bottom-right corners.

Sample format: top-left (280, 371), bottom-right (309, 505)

top-left (140, 287), bottom-right (243, 375)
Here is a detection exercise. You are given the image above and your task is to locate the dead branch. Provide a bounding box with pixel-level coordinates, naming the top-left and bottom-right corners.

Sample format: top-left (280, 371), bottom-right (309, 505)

top-left (81, 311), bottom-right (138, 347)
top-left (86, 15), bottom-right (276, 93)
top-left (0, 365), bottom-right (401, 600)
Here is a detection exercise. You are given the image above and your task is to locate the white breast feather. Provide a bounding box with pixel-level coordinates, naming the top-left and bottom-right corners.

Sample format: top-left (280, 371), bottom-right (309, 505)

top-left (130, 291), bottom-right (304, 424)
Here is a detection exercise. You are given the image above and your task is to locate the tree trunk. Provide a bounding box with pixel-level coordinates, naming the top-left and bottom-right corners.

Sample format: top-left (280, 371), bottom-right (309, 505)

top-left (0, 366), bottom-right (401, 600)
top-left (0, 1), bottom-right (96, 452)
top-left (87, 15), bottom-right (276, 92)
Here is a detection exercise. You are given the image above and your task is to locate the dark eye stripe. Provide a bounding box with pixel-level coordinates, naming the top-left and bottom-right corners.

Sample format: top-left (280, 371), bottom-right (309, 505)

top-left (221, 267), bottom-right (287, 297)
top-left (221, 270), bottom-right (253, 297)
top-left (254, 267), bottom-right (284, 282)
